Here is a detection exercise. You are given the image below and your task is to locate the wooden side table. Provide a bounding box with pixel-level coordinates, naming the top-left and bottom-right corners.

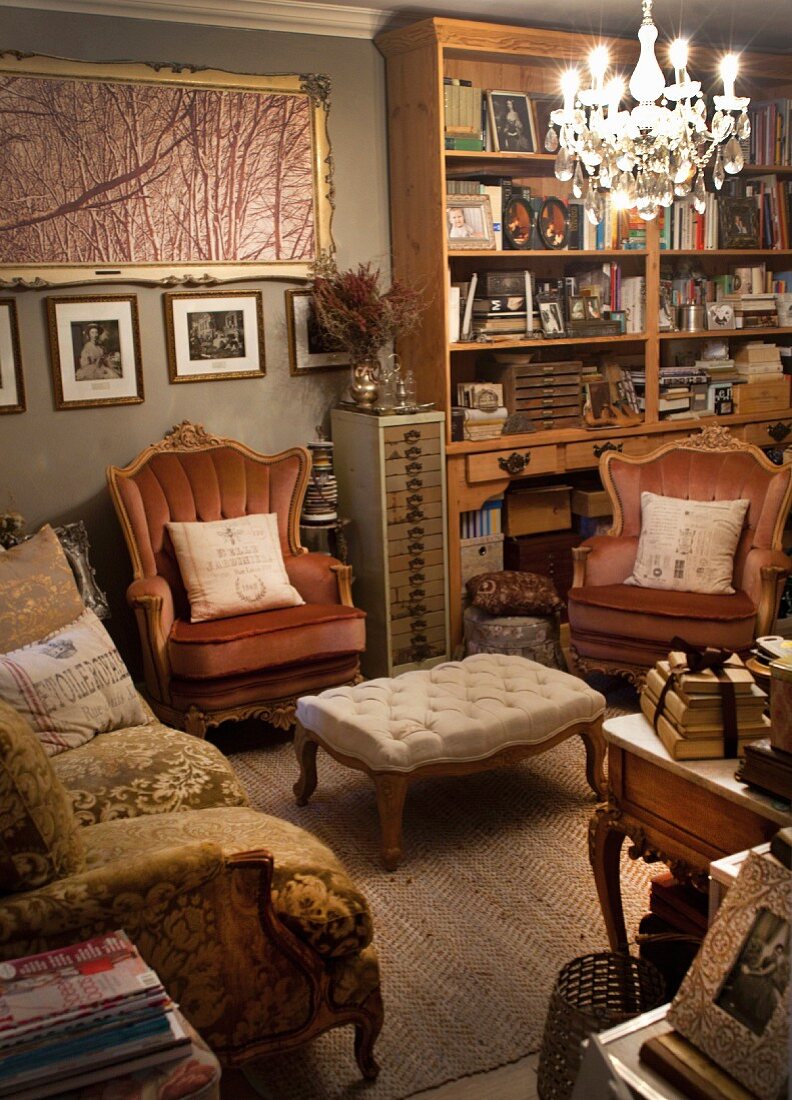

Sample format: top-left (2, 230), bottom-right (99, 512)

top-left (590, 714), bottom-right (792, 950)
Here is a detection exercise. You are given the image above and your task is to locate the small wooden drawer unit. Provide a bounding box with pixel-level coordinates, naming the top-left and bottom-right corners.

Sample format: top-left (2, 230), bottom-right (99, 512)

top-left (480, 358), bottom-right (583, 429)
top-left (333, 408), bottom-right (449, 677)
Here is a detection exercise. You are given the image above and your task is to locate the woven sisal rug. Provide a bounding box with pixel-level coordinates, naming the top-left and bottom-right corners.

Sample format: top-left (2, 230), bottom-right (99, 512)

top-left (228, 693), bottom-right (652, 1100)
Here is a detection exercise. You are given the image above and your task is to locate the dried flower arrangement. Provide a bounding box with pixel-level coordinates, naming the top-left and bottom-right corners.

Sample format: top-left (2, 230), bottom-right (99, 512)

top-left (311, 258), bottom-right (423, 365)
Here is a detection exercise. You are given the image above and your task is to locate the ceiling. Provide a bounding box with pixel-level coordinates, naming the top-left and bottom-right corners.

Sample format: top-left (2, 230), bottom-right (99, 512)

top-left (3, 0), bottom-right (792, 51)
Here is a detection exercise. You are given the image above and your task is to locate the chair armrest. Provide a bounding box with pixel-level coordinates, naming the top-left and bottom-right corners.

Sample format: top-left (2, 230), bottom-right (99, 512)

top-left (126, 576), bottom-right (175, 703)
top-left (571, 535), bottom-right (639, 588)
top-left (738, 548), bottom-right (792, 634)
top-left (286, 552), bottom-right (355, 606)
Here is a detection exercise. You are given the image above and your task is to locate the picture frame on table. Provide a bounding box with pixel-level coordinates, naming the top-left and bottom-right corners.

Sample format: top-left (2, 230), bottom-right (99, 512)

top-left (719, 198), bottom-right (760, 249)
top-left (706, 301), bottom-right (736, 330)
top-left (285, 289), bottom-right (350, 374)
top-left (538, 298), bottom-right (565, 337)
top-left (584, 295), bottom-right (603, 321)
top-left (446, 195), bottom-right (496, 250)
top-left (537, 196), bottom-right (569, 250)
top-left (164, 290), bottom-right (265, 383)
top-left (0, 299), bottom-right (24, 414)
top-left (46, 295), bottom-right (143, 409)
top-left (665, 852), bottom-right (789, 1100)
top-left (503, 195), bottom-right (534, 250)
top-left (486, 91), bottom-right (535, 152)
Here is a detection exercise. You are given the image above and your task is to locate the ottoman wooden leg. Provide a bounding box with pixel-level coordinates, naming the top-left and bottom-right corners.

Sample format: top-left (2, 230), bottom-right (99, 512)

top-left (580, 716), bottom-right (606, 799)
top-left (293, 720), bottom-right (319, 805)
top-left (373, 773), bottom-right (409, 871)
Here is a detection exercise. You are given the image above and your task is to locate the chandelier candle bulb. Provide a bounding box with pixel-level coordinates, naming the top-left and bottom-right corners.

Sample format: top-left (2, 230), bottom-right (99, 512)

top-left (669, 39), bottom-right (688, 86)
top-left (720, 54), bottom-right (739, 103)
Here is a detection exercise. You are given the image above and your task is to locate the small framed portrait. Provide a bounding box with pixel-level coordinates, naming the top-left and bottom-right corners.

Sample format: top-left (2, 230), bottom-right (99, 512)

top-left (285, 289), bottom-right (349, 374)
top-left (584, 295), bottom-right (603, 321)
top-left (46, 295), bottom-right (143, 410)
top-left (446, 195), bottom-right (496, 250)
top-left (610, 309), bottom-right (627, 334)
top-left (537, 197), bottom-right (569, 250)
top-left (667, 852), bottom-right (789, 1100)
top-left (165, 291), bottom-right (265, 383)
top-left (569, 296), bottom-right (587, 322)
top-left (486, 92), bottom-right (535, 153)
top-left (0, 299), bottom-right (24, 414)
top-left (706, 301), bottom-right (736, 330)
top-left (719, 198), bottom-right (760, 249)
top-left (503, 196), bottom-right (534, 250)
top-left (659, 286), bottom-right (676, 332)
top-left (538, 298), bottom-right (565, 337)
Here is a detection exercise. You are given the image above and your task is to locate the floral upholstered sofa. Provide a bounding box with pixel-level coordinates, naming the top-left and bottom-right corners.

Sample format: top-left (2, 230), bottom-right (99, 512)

top-left (0, 527), bottom-right (382, 1075)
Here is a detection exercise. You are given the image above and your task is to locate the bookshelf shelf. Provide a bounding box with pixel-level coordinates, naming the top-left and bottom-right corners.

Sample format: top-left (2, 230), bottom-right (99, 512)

top-left (447, 248), bottom-right (648, 259)
top-left (451, 333), bottom-right (647, 351)
top-left (662, 249), bottom-right (792, 258)
top-left (659, 327), bottom-right (792, 341)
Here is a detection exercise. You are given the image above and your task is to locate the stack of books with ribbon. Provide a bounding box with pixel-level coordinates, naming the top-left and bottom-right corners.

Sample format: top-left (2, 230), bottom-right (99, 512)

top-left (641, 650), bottom-right (768, 759)
top-left (0, 931), bottom-right (191, 1098)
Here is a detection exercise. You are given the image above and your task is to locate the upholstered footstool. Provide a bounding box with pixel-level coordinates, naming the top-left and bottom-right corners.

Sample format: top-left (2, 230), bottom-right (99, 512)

top-left (294, 653), bottom-right (606, 870)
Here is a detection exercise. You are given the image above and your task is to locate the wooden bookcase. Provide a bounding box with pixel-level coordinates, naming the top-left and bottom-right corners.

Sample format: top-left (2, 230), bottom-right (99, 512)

top-left (375, 17), bottom-right (792, 647)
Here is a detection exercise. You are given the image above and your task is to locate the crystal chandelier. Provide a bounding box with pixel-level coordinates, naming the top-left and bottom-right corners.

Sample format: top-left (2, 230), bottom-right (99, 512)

top-left (547, 0), bottom-right (751, 222)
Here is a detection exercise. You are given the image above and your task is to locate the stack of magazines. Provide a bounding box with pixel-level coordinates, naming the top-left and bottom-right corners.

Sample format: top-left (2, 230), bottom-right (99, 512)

top-left (0, 930), bottom-right (191, 1098)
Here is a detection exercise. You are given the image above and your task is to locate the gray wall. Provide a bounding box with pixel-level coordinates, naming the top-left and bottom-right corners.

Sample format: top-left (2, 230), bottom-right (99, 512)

top-left (0, 8), bottom-right (390, 670)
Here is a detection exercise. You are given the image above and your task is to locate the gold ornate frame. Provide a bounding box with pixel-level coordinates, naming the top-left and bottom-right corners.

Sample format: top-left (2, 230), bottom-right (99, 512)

top-left (163, 290), bottom-right (266, 383)
top-left (0, 52), bottom-right (335, 288)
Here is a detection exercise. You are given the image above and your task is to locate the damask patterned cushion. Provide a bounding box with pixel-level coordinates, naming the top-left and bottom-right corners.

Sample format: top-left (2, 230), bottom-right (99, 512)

top-left (52, 718), bottom-right (250, 826)
top-left (0, 699), bottom-right (85, 893)
top-left (0, 609), bottom-right (146, 756)
top-left (466, 570), bottom-right (564, 617)
top-left (0, 525), bottom-right (85, 653)
top-left (167, 514), bottom-right (304, 622)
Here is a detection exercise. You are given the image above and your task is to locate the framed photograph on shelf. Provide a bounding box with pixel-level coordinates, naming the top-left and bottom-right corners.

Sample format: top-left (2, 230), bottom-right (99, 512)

top-left (485, 91), bottom-right (535, 152)
top-left (719, 198), bottom-right (760, 249)
top-left (503, 195), bottom-right (534, 250)
top-left (46, 295), bottom-right (143, 409)
top-left (666, 852), bottom-right (789, 1100)
top-left (285, 289), bottom-right (349, 374)
top-left (538, 298), bottom-right (565, 337)
top-left (164, 291), bottom-right (265, 383)
top-left (537, 197), bottom-right (569, 249)
top-left (446, 195), bottom-right (496, 250)
top-left (584, 294), bottom-right (603, 320)
top-left (706, 301), bottom-right (736, 330)
top-left (0, 299), bottom-right (24, 414)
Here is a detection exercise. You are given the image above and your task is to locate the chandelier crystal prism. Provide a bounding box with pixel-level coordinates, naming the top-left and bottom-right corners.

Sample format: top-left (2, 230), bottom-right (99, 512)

top-left (548, 0), bottom-right (751, 223)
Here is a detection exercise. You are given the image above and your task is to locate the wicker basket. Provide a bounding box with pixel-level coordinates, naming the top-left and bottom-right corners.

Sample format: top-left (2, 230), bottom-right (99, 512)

top-left (536, 952), bottom-right (665, 1100)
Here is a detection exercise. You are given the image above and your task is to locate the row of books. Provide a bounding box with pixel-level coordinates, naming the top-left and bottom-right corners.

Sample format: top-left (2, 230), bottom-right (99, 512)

top-left (0, 931), bottom-right (191, 1098)
top-left (459, 498), bottom-right (503, 539)
top-left (660, 266), bottom-right (792, 308)
top-left (746, 99), bottom-right (792, 166)
top-left (442, 79), bottom-right (555, 153)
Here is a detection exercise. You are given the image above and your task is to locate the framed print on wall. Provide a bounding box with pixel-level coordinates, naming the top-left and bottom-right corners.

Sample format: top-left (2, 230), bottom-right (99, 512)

top-left (285, 289), bottom-right (349, 374)
top-left (164, 291), bottom-right (265, 383)
top-left (0, 299), bottom-right (24, 414)
top-left (0, 52), bottom-right (334, 288)
top-left (46, 295), bottom-right (143, 409)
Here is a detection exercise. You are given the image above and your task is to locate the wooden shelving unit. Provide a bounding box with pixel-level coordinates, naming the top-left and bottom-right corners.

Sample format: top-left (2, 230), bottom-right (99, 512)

top-left (376, 16), bottom-right (792, 647)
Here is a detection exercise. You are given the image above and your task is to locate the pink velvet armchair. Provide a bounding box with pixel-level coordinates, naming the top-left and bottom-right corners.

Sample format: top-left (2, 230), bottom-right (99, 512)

top-left (567, 427), bottom-right (792, 685)
top-left (107, 421), bottom-right (365, 736)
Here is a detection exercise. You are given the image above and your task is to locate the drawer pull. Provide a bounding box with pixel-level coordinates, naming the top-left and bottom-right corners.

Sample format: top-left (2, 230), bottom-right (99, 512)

top-left (498, 452), bottom-right (531, 476)
top-left (408, 556), bottom-right (425, 568)
top-left (767, 421), bottom-right (792, 442)
top-left (410, 587), bottom-right (426, 598)
top-left (407, 477), bottom-right (423, 490)
top-left (405, 445), bottom-right (422, 458)
top-left (405, 460), bottom-right (423, 474)
top-left (407, 541), bottom-right (425, 553)
top-left (405, 429), bottom-right (421, 443)
top-left (407, 492), bottom-right (424, 505)
top-left (408, 525), bottom-right (425, 537)
top-left (409, 571), bottom-right (425, 583)
top-left (406, 508), bottom-right (424, 522)
top-left (409, 602), bottom-right (427, 616)
top-left (411, 632), bottom-right (428, 645)
top-left (593, 441), bottom-right (623, 459)
top-left (411, 618), bottom-right (428, 630)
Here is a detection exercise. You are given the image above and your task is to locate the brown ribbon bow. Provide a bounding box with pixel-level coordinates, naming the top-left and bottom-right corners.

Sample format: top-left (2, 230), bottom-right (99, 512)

top-left (654, 637), bottom-right (739, 757)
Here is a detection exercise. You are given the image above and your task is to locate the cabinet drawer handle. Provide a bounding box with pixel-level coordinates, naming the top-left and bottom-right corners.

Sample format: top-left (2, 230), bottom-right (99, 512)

top-left (408, 556), bottom-right (425, 568)
top-left (409, 602), bottom-right (427, 616)
top-left (593, 441), bottom-right (623, 459)
top-left (410, 587), bottom-right (426, 598)
top-left (405, 445), bottom-right (422, 458)
top-left (409, 571), bottom-right (425, 583)
top-left (406, 508), bottom-right (424, 522)
top-left (411, 632), bottom-right (428, 645)
top-left (407, 492), bottom-right (424, 505)
top-left (411, 618), bottom-right (428, 630)
top-left (407, 541), bottom-right (425, 553)
top-left (407, 477), bottom-right (423, 490)
top-left (498, 452), bottom-right (531, 476)
top-left (408, 525), bottom-right (425, 537)
top-left (405, 429), bottom-right (421, 443)
top-left (406, 460), bottom-right (423, 474)
top-left (767, 421), bottom-right (792, 442)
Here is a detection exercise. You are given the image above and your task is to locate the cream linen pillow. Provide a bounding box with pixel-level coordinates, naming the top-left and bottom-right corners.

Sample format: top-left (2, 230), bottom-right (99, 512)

top-left (0, 609), bottom-right (147, 756)
top-left (626, 491), bottom-right (750, 595)
top-left (166, 513), bottom-right (304, 622)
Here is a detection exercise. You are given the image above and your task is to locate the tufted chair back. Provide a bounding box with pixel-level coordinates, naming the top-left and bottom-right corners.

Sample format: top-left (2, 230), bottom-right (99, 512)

top-left (108, 422), bottom-right (309, 620)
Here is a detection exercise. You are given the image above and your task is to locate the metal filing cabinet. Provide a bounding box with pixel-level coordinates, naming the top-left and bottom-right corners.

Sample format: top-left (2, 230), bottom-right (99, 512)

top-left (331, 408), bottom-right (449, 678)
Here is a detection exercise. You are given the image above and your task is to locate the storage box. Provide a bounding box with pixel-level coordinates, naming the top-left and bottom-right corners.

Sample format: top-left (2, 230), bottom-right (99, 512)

top-left (463, 605), bottom-right (562, 667)
top-left (504, 484), bottom-right (572, 536)
top-left (570, 487), bottom-right (611, 518)
top-left (733, 377), bottom-right (790, 415)
top-left (460, 533), bottom-right (504, 592)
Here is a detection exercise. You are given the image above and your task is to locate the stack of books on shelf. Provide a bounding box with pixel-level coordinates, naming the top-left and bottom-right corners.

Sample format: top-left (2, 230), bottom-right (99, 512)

top-left (733, 341), bottom-right (790, 413)
top-left (641, 653), bottom-right (768, 760)
top-left (454, 381), bottom-right (508, 440)
top-left (630, 364), bottom-right (709, 419)
top-left (443, 77), bottom-right (484, 150)
top-left (734, 341), bottom-right (784, 377)
top-left (724, 292), bottom-right (778, 328)
top-left (0, 931), bottom-right (191, 1099)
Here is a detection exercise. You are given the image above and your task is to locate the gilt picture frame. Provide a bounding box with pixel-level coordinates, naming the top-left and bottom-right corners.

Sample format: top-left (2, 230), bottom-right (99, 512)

top-left (0, 299), bottom-right (24, 414)
top-left (0, 52), bottom-right (334, 288)
top-left (164, 290), bottom-right (265, 383)
top-left (46, 295), bottom-right (143, 409)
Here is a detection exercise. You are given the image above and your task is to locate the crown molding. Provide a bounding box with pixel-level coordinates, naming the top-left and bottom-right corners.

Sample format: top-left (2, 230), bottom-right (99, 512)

top-left (0, 0), bottom-right (400, 39)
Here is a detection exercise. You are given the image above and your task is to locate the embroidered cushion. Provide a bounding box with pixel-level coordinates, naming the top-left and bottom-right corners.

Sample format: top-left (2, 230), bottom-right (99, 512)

top-left (166, 513), bottom-right (304, 623)
top-left (0, 699), bottom-right (85, 893)
top-left (0, 525), bottom-right (84, 653)
top-left (0, 609), bottom-right (146, 756)
top-left (466, 570), bottom-right (564, 616)
top-left (626, 492), bottom-right (750, 595)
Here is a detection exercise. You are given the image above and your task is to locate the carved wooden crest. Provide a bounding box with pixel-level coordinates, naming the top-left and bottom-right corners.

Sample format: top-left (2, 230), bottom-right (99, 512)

top-left (158, 421), bottom-right (225, 451)
top-left (679, 425), bottom-right (751, 452)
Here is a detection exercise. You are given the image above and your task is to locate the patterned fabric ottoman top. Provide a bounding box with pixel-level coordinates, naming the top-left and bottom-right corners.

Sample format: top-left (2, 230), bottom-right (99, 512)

top-left (296, 653), bottom-right (604, 772)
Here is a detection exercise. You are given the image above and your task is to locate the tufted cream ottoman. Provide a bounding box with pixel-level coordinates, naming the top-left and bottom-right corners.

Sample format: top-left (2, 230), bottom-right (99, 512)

top-left (294, 653), bottom-right (606, 870)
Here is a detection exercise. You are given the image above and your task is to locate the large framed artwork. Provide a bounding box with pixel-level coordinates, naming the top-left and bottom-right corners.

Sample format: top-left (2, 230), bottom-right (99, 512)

top-left (0, 52), bottom-right (334, 288)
